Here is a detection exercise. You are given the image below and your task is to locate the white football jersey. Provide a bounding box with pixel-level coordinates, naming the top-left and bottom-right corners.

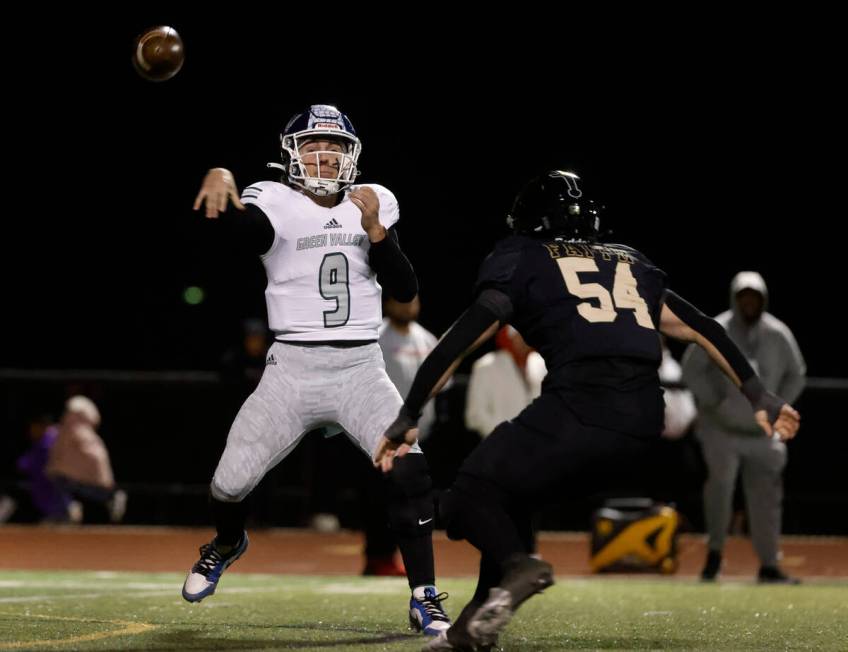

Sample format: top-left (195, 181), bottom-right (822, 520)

top-left (241, 181), bottom-right (399, 341)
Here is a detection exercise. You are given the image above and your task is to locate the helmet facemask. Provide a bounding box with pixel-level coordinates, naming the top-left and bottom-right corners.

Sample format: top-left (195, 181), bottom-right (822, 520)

top-left (281, 130), bottom-right (361, 196)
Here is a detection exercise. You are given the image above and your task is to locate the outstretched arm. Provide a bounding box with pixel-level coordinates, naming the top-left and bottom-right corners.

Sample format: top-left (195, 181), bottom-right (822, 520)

top-left (193, 168), bottom-right (273, 255)
top-left (660, 290), bottom-right (800, 440)
top-left (373, 288), bottom-right (513, 471)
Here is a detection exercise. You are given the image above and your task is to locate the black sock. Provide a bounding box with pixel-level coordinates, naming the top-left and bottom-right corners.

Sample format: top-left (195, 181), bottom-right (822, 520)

top-left (472, 554), bottom-right (502, 603)
top-left (397, 533), bottom-right (435, 589)
top-left (210, 495), bottom-right (246, 547)
top-left (384, 454), bottom-right (437, 589)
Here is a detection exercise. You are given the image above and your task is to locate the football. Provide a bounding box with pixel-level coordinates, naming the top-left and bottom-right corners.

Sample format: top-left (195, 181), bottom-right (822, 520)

top-left (132, 26), bottom-right (184, 82)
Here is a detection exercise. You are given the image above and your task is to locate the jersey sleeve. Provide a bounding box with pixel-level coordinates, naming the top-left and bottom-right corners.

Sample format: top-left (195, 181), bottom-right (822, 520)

top-left (203, 179), bottom-right (274, 256)
top-left (240, 181), bottom-right (282, 257)
top-left (240, 181), bottom-right (275, 214)
top-left (473, 236), bottom-right (526, 302)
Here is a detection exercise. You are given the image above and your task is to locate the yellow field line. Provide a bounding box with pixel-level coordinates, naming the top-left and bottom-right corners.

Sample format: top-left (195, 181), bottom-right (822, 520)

top-left (0, 613), bottom-right (156, 649)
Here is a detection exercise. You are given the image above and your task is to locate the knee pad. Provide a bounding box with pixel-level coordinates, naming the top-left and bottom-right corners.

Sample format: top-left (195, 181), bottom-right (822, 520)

top-left (385, 453), bottom-right (434, 537)
top-left (387, 453), bottom-right (432, 496)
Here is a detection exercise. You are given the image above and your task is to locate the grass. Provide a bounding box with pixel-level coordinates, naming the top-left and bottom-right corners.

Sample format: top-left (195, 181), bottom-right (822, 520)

top-left (0, 570), bottom-right (846, 650)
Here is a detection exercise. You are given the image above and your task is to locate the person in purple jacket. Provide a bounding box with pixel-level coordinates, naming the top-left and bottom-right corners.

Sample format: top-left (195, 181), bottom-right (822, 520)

top-left (15, 415), bottom-right (72, 521)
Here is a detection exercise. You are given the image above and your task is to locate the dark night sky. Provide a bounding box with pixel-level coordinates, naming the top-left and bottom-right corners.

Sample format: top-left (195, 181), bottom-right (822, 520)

top-left (7, 14), bottom-right (844, 376)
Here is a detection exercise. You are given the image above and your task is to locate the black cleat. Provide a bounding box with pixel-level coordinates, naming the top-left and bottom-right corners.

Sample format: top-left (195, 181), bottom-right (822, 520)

top-left (758, 566), bottom-right (801, 585)
top-left (701, 549), bottom-right (722, 582)
top-left (467, 555), bottom-right (554, 647)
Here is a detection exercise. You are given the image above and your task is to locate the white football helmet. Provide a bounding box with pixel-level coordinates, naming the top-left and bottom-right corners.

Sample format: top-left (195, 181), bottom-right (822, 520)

top-left (268, 104), bottom-right (361, 196)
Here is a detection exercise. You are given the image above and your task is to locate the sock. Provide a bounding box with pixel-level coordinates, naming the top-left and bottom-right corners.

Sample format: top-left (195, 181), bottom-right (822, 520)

top-left (398, 533), bottom-right (435, 589)
top-left (210, 495), bottom-right (246, 548)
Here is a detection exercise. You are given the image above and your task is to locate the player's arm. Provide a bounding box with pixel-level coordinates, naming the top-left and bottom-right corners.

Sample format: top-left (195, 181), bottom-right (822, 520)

top-left (660, 290), bottom-right (800, 440)
top-left (193, 168), bottom-right (274, 255)
top-left (373, 288), bottom-right (513, 470)
top-left (368, 227), bottom-right (418, 302)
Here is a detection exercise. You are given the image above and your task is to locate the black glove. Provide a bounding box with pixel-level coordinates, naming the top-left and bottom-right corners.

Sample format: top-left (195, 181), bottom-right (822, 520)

top-left (740, 377), bottom-right (785, 424)
top-left (384, 406), bottom-right (418, 444)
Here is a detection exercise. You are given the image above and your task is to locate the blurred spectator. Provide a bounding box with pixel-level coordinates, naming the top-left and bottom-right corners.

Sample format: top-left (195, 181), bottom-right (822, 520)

top-left (464, 325), bottom-right (547, 438)
top-left (47, 396), bottom-right (126, 524)
top-left (379, 296), bottom-right (441, 439)
top-left (682, 271), bottom-right (805, 583)
top-left (0, 415), bottom-right (71, 524)
top-left (17, 415), bottom-right (71, 521)
top-left (634, 343), bottom-right (704, 519)
top-left (348, 296), bottom-right (443, 576)
top-left (658, 340), bottom-right (697, 439)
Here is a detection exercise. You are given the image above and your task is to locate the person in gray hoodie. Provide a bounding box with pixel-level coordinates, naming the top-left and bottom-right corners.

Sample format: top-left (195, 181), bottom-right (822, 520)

top-left (682, 271), bottom-right (805, 583)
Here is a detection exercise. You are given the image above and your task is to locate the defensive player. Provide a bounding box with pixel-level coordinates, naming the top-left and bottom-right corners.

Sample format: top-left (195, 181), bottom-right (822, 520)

top-left (374, 170), bottom-right (801, 650)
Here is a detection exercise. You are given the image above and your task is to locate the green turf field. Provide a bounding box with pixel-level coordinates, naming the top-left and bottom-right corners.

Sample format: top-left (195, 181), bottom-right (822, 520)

top-left (0, 570), bottom-right (845, 650)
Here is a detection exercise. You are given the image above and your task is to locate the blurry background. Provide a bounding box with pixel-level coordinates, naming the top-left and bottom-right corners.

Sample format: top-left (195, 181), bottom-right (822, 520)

top-left (2, 12), bottom-right (844, 534)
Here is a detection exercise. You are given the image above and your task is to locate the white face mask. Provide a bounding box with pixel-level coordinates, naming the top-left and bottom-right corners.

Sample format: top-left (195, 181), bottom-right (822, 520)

top-left (278, 130), bottom-right (361, 196)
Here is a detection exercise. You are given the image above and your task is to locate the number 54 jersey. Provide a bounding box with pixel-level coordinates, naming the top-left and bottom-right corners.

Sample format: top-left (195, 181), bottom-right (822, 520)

top-left (240, 181), bottom-right (399, 342)
top-left (475, 235), bottom-right (669, 436)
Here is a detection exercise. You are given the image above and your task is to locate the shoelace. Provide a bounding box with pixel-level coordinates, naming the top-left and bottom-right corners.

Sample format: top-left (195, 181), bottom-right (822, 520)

top-left (192, 543), bottom-right (224, 577)
top-left (419, 592), bottom-right (450, 622)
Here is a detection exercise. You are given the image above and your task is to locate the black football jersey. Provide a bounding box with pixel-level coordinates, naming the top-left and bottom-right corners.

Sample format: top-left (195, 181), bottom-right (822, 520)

top-left (474, 235), bottom-right (668, 436)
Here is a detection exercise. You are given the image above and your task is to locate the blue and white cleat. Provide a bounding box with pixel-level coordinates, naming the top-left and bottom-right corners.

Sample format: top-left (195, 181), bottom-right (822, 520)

top-left (409, 585), bottom-right (451, 636)
top-left (181, 531), bottom-right (249, 602)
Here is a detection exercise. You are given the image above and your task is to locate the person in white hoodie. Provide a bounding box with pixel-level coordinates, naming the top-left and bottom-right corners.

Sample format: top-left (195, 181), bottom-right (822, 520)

top-left (464, 325), bottom-right (547, 438)
top-left (658, 340), bottom-right (697, 440)
top-left (682, 272), bottom-right (805, 583)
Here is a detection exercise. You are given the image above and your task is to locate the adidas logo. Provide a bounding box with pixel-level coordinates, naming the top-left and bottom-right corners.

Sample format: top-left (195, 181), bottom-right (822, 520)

top-left (266, 353), bottom-right (277, 366)
top-left (323, 218), bottom-right (343, 229)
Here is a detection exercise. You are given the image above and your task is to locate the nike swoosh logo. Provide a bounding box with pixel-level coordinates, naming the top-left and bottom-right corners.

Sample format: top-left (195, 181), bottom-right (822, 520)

top-left (418, 518), bottom-right (433, 525)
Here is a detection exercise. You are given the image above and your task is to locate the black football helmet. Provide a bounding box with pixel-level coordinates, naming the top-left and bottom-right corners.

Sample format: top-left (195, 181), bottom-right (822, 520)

top-left (507, 170), bottom-right (602, 241)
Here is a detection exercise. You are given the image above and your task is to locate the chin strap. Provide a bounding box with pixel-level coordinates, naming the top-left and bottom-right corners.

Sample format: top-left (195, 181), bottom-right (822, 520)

top-left (266, 162), bottom-right (345, 196)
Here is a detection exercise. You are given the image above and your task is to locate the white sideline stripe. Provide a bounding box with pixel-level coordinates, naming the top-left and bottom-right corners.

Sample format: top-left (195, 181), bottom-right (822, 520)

top-left (0, 580), bottom-right (177, 589)
top-left (316, 582), bottom-right (407, 595)
top-left (0, 579), bottom-right (407, 604)
top-left (0, 590), bottom-right (176, 603)
top-left (0, 586), bottom-right (284, 604)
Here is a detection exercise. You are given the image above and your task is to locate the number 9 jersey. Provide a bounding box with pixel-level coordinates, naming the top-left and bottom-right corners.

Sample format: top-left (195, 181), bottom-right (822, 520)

top-left (241, 181), bottom-right (399, 341)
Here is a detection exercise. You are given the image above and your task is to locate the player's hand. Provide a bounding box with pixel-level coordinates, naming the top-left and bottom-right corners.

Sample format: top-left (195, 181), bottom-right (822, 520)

top-left (193, 168), bottom-right (245, 218)
top-left (349, 186), bottom-right (385, 241)
top-left (755, 403), bottom-right (801, 441)
top-left (373, 433), bottom-right (417, 473)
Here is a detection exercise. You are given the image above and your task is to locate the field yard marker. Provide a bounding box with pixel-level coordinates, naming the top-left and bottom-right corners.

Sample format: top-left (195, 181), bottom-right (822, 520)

top-left (0, 613), bottom-right (156, 649)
